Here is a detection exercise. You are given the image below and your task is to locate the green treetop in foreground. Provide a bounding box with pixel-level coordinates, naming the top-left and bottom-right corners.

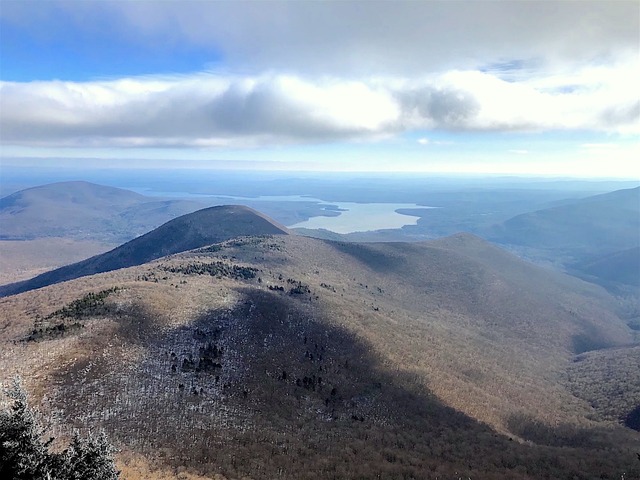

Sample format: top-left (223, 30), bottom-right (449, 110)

top-left (0, 377), bottom-right (119, 480)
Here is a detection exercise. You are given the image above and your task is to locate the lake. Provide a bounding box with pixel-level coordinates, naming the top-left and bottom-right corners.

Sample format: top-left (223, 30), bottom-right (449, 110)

top-left (127, 188), bottom-right (434, 234)
top-left (287, 201), bottom-right (434, 233)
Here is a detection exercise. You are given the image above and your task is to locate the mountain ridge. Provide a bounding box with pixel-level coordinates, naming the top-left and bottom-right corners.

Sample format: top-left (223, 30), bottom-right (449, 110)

top-left (0, 205), bottom-right (289, 297)
top-left (1, 196), bottom-right (638, 478)
top-left (487, 186), bottom-right (640, 291)
top-left (489, 186), bottom-right (640, 253)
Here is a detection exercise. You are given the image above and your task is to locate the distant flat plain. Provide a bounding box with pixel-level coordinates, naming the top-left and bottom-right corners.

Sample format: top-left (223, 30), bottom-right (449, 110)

top-left (0, 238), bottom-right (114, 284)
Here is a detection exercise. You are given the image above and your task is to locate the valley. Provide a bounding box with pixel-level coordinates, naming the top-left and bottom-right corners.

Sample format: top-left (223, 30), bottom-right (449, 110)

top-left (0, 238), bottom-right (114, 285)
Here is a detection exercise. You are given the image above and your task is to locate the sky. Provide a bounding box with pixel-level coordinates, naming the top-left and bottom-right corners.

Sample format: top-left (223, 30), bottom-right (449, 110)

top-left (0, 0), bottom-right (639, 177)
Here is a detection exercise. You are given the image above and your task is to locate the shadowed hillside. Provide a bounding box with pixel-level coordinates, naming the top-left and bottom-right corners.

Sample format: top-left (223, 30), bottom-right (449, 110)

top-left (568, 345), bottom-right (640, 429)
top-left (0, 206), bottom-right (289, 297)
top-left (0, 224), bottom-right (637, 478)
top-left (488, 187), bottom-right (640, 290)
top-left (490, 187), bottom-right (639, 251)
top-left (569, 246), bottom-right (640, 292)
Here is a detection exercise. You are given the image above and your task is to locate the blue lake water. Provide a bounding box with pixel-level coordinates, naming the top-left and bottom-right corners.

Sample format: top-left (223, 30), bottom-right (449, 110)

top-left (287, 201), bottom-right (434, 233)
top-left (128, 188), bottom-right (434, 234)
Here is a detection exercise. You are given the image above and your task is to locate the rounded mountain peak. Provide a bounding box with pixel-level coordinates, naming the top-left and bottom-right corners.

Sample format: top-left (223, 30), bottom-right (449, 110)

top-left (0, 205), bottom-right (289, 297)
top-left (156, 204), bottom-right (290, 238)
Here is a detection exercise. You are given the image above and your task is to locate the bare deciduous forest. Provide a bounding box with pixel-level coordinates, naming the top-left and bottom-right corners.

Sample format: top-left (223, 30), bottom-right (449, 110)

top-left (2, 232), bottom-right (638, 479)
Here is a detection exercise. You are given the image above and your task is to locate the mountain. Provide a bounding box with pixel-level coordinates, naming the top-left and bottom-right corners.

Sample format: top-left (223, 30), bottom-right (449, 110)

top-left (0, 205), bottom-right (289, 297)
top-left (0, 181), bottom-right (206, 242)
top-left (569, 246), bottom-right (640, 290)
top-left (0, 214), bottom-right (637, 479)
top-left (488, 187), bottom-right (640, 288)
top-left (490, 186), bottom-right (639, 252)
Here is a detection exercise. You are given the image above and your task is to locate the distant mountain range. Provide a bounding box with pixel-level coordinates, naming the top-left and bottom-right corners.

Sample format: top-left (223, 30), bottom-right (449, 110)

top-left (3, 180), bottom-right (638, 295)
top-left (490, 186), bottom-right (639, 252)
top-left (0, 203), bottom-right (638, 479)
top-left (0, 181), bottom-right (207, 242)
top-left (488, 186), bottom-right (640, 291)
top-left (569, 246), bottom-right (640, 291)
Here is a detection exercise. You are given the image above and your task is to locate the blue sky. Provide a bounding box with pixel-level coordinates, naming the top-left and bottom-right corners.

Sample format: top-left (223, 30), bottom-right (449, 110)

top-left (0, 7), bottom-right (222, 81)
top-left (1, 1), bottom-right (638, 177)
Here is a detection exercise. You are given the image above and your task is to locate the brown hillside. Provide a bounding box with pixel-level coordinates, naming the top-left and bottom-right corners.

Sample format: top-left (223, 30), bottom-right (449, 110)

top-left (0, 234), bottom-right (637, 479)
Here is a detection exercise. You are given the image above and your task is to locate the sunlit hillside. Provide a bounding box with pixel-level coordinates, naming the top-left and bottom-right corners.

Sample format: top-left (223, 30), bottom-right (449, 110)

top-left (1, 226), bottom-right (637, 479)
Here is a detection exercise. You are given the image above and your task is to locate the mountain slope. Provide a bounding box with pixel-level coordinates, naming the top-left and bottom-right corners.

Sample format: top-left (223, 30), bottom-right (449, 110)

top-left (569, 246), bottom-right (640, 290)
top-left (0, 181), bottom-right (205, 242)
top-left (0, 228), bottom-right (637, 479)
top-left (490, 187), bottom-right (639, 252)
top-left (488, 187), bottom-right (640, 289)
top-left (0, 205), bottom-right (289, 297)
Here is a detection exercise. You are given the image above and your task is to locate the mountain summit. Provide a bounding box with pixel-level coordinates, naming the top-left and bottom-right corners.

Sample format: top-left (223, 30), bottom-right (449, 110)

top-left (0, 205), bottom-right (289, 297)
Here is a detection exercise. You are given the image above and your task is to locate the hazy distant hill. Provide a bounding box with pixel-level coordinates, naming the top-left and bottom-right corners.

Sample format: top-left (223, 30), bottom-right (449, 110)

top-left (0, 181), bottom-right (206, 242)
top-left (570, 246), bottom-right (640, 290)
top-left (0, 205), bottom-right (289, 297)
top-left (490, 187), bottom-right (639, 251)
top-left (0, 208), bottom-right (637, 478)
top-left (489, 187), bottom-right (640, 288)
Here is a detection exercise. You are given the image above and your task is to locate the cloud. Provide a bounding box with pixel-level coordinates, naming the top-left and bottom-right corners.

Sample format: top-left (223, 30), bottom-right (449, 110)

top-left (600, 101), bottom-right (640, 131)
top-left (2, 1), bottom-right (638, 76)
top-left (102, 1), bottom-right (635, 75)
top-left (397, 84), bottom-right (481, 129)
top-left (1, 1), bottom-right (638, 149)
top-left (2, 58), bottom-right (639, 149)
top-left (0, 74), bottom-right (400, 147)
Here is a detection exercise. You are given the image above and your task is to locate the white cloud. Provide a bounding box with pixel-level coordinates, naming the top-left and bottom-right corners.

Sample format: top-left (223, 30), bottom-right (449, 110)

top-left (0, 74), bottom-right (398, 147)
top-left (1, 56), bottom-right (638, 149)
top-left (1, 1), bottom-right (638, 150)
top-left (24, 1), bottom-right (640, 73)
top-left (2, 1), bottom-right (638, 77)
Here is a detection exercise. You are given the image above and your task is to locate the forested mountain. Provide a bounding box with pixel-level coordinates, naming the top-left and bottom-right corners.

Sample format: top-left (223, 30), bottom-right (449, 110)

top-left (0, 209), bottom-right (637, 479)
top-left (488, 187), bottom-right (640, 290)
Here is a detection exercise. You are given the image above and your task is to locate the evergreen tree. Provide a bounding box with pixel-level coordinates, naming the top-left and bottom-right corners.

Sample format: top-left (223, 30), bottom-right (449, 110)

top-left (0, 377), bottom-right (119, 480)
top-left (56, 432), bottom-right (119, 480)
top-left (0, 377), bottom-right (51, 479)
